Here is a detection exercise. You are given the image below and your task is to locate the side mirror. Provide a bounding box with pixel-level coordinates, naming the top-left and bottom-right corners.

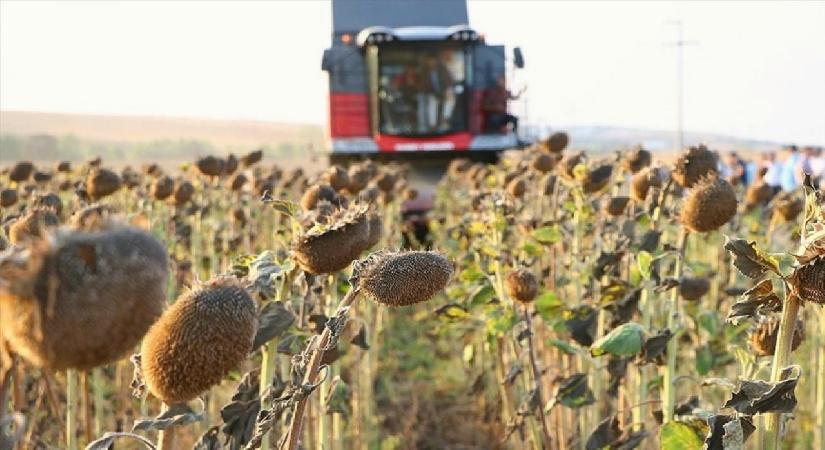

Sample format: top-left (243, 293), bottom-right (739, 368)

top-left (513, 47), bottom-right (525, 69)
top-left (321, 49), bottom-right (332, 72)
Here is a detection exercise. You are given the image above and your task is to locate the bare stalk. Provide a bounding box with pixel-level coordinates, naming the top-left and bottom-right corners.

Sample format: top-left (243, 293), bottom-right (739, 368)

top-left (661, 228), bottom-right (689, 423)
top-left (523, 305), bottom-right (553, 448)
top-left (284, 287), bottom-right (362, 450)
top-left (763, 288), bottom-right (801, 450)
top-left (66, 368), bottom-right (78, 450)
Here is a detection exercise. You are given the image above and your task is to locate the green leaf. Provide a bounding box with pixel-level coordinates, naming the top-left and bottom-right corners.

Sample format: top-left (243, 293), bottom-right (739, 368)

top-left (460, 265), bottom-right (486, 283)
top-left (521, 240), bottom-right (543, 257)
top-left (469, 283), bottom-right (496, 307)
top-left (697, 312), bottom-right (720, 336)
top-left (696, 345), bottom-right (713, 376)
top-left (659, 421), bottom-right (704, 450)
top-left (590, 322), bottom-right (645, 357)
top-left (535, 291), bottom-right (563, 322)
top-left (532, 225), bottom-right (562, 244)
top-left (264, 199), bottom-right (300, 218)
top-left (546, 338), bottom-right (578, 355)
top-left (486, 307), bottom-right (517, 337)
top-left (637, 251), bottom-right (653, 280)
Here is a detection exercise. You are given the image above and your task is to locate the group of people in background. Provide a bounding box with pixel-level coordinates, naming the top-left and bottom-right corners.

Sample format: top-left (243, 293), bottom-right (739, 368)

top-left (719, 145), bottom-right (825, 192)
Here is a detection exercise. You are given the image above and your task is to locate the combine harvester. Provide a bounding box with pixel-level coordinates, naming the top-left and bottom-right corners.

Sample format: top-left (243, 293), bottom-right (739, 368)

top-left (322, 0), bottom-right (528, 210)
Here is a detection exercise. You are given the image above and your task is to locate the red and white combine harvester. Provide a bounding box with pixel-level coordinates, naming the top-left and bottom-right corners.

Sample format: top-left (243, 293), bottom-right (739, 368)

top-left (322, 0), bottom-right (526, 168)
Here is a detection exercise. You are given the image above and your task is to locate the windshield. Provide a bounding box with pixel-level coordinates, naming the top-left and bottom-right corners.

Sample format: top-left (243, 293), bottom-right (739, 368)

top-left (376, 43), bottom-right (468, 136)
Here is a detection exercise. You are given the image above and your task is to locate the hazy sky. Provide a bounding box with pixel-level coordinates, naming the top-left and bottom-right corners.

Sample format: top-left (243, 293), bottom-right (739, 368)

top-left (1, 0), bottom-right (824, 144)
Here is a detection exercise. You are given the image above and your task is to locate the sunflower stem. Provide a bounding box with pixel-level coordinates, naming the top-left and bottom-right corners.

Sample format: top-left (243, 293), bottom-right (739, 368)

top-left (285, 287), bottom-right (361, 450)
top-left (763, 288), bottom-right (801, 450)
top-left (661, 228), bottom-right (689, 423)
top-left (65, 368), bottom-right (78, 450)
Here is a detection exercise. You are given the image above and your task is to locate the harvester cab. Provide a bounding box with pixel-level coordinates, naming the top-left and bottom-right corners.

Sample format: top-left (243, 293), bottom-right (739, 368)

top-left (322, 0), bottom-right (525, 165)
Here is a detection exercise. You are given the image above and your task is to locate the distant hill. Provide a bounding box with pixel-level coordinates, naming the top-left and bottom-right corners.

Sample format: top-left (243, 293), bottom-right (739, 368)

top-left (0, 110), bottom-right (323, 148)
top-left (0, 110), bottom-right (784, 163)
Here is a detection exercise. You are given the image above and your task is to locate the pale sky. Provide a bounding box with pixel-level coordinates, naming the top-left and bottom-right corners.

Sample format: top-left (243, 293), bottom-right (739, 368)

top-left (1, 0), bottom-right (824, 145)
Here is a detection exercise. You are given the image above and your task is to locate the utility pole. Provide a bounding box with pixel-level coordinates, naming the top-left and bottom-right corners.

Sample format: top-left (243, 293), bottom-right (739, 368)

top-left (666, 20), bottom-right (697, 152)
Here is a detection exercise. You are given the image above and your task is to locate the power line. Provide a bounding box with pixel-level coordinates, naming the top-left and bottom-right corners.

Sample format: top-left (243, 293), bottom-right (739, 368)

top-left (666, 20), bottom-right (698, 152)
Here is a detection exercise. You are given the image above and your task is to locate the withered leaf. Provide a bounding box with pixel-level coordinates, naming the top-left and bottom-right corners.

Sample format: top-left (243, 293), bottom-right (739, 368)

top-left (221, 370), bottom-right (272, 449)
top-left (193, 426), bottom-right (223, 450)
top-left (724, 237), bottom-right (780, 279)
top-left (639, 328), bottom-right (672, 366)
top-left (350, 323), bottom-right (370, 350)
top-left (614, 430), bottom-right (648, 449)
top-left (704, 414), bottom-right (755, 450)
top-left (637, 230), bottom-right (661, 253)
top-left (594, 251), bottom-right (625, 279)
top-left (723, 366), bottom-right (800, 415)
top-left (586, 415), bottom-right (620, 450)
top-left (548, 373), bottom-right (595, 410)
top-left (565, 306), bottom-right (598, 347)
top-left (252, 301), bottom-right (296, 349)
top-left (308, 314), bottom-right (328, 334)
top-left (726, 279), bottom-right (782, 324)
top-left (607, 357), bottom-right (629, 396)
top-left (674, 395), bottom-right (699, 415)
top-left (132, 403), bottom-right (203, 431)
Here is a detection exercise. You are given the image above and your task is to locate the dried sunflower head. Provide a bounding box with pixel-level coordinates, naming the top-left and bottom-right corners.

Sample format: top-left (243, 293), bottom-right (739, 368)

top-left (354, 250), bottom-right (452, 307)
top-left (680, 176), bottom-right (737, 233)
top-left (505, 268), bottom-right (539, 304)
top-left (672, 144), bottom-right (718, 188)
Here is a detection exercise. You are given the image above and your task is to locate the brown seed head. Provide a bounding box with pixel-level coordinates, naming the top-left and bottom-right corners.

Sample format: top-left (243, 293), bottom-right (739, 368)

top-left (375, 172), bottom-right (397, 192)
top-left (140, 278), bottom-right (256, 403)
top-left (241, 149), bottom-right (263, 167)
top-left (9, 162), bottom-right (35, 182)
top-left (68, 204), bottom-right (117, 231)
top-left (531, 152), bottom-right (557, 173)
top-left (86, 168), bottom-right (122, 200)
top-left (33, 171), bottom-right (53, 183)
top-left (772, 192), bottom-right (803, 222)
top-left (559, 152), bottom-right (585, 180)
top-left (505, 268), bottom-right (539, 304)
top-left (788, 256), bottom-right (825, 305)
top-left (448, 158), bottom-right (472, 178)
top-left (323, 166), bottom-right (350, 192)
top-left (621, 145), bottom-right (652, 173)
top-left (301, 184), bottom-right (340, 211)
top-left (680, 176), bottom-right (737, 233)
top-left (355, 250), bottom-right (452, 307)
top-left (672, 145), bottom-right (718, 188)
top-left (679, 277), bottom-right (710, 301)
top-left (744, 183), bottom-right (774, 209)
top-left (1, 189), bottom-right (18, 207)
top-left (546, 132), bottom-right (569, 153)
top-left (293, 205), bottom-right (370, 274)
top-left (229, 173), bottom-right (248, 192)
top-left (31, 193), bottom-right (63, 218)
top-left (604, 196), bottom-right (630, 217)
top-left (506, 177), bottom-right (527, 198)
top-left (347, 165), bottom-right (371, 194)
top-left (56, 161), bottom-right (72, 173)
top-left (174, 180), bottom-right (195, 205)
top-left (224, 154), bottom-right (239, 175)
top-left (196, 156), bottom-right (225, 177)
top-left (582, 164), bottom-right (613, 194)
top-left (151, 176), bottom-right (175, 201)
top-left (0, 225), bottom-right (168, 370)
